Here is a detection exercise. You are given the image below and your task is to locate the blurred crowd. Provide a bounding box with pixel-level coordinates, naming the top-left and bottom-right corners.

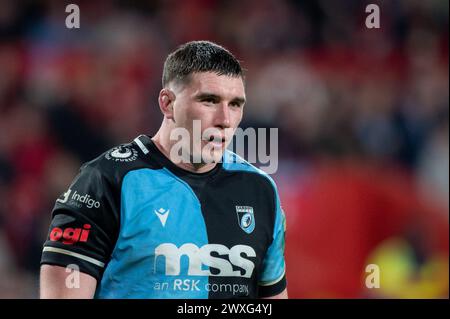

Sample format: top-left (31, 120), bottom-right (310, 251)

top-left (0, 0), bottom-right (448, 298)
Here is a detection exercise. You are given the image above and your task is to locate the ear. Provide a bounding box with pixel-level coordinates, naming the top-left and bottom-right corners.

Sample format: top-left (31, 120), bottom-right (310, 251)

top-left (158, 89), bottom-right (176, 121)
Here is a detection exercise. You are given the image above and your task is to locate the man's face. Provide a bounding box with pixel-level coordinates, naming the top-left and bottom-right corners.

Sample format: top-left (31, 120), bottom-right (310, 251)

top-left (171, 72), bottom-right (245, 164)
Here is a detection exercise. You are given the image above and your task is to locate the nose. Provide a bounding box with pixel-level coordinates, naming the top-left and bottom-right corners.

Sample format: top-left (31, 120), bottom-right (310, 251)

top-left (215, 102), bottom-right (231, 128)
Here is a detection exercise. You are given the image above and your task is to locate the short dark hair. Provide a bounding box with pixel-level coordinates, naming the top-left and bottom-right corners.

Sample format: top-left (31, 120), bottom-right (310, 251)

top-left (162, 40), bottom-right (244, 88)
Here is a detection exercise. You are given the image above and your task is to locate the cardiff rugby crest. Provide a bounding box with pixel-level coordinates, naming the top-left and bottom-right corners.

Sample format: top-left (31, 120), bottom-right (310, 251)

top-left (236, 206), bottom-right (255, 234)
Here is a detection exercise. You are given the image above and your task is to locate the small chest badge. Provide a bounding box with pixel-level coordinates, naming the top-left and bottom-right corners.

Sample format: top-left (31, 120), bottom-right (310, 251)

top-left (236, 206), bottom-right (255, 234)
top-left (105, 146), bottom-right (138, 162)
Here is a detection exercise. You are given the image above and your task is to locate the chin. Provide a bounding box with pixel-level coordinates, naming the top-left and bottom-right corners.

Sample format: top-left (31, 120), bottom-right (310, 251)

top-left (202, 149), bottom-right (223, 164)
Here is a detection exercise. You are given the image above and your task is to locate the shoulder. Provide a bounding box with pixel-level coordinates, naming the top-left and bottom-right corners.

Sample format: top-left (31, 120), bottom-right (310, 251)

top-left (222, 150), bottom-right (279, 193)
top-left (79, 135), bottom-right (158, 184)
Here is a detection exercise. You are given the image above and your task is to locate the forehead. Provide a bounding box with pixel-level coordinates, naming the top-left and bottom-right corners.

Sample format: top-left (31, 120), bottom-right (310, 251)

top-left (183, 72), bottom-right (245, 98)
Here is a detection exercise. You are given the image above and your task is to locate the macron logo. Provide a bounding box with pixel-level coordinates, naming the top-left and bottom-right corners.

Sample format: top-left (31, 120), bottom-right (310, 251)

top-left (154, 208), bottom-right (170, 227)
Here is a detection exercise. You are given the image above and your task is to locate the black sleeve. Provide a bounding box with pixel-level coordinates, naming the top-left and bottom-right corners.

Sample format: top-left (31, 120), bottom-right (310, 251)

top-left (40, 163), bottom-right (120, 281)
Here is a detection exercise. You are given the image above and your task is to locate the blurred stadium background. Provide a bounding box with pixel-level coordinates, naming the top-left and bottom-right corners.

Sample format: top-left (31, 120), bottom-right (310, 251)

top-left (0, 0), bottom-right (448, 298)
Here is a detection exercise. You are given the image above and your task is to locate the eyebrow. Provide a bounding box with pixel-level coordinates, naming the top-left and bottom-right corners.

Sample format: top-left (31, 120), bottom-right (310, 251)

top-left (195, 92), bottom-right (246, 105)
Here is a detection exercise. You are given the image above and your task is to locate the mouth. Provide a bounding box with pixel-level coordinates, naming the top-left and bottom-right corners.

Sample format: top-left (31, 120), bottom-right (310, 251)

top-left (203, 134), bottom-right (226, 148)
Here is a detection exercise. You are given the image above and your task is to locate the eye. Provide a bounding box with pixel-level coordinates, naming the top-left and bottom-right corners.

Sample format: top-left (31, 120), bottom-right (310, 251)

top-left (230, 101), bottom-right (242, 108)
top-left (202, 98), bottom-right (217, 104)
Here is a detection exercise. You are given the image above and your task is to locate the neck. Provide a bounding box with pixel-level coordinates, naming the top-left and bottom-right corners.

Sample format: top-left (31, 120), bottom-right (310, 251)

top-left (152, 128), bottom-right (217, 174)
